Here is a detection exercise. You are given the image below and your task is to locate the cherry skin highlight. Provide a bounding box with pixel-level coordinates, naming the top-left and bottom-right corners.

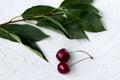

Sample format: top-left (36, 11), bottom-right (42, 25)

top-left (56, 48), bottom-right (70, 62)
top-left (57, 62), bottom-right (70, 74)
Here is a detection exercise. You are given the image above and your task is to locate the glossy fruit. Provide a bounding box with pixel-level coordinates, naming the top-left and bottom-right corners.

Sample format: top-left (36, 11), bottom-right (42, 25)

top-left (57, 62), bottom-right (70, 74)
top-left (56, 48), bottom-right (70, 62)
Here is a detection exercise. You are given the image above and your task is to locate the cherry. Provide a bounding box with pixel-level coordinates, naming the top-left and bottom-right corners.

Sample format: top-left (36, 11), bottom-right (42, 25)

top-left (56, 48), bottom-right (93, 74)
top-left (56, 48), bottom-right (70, 62)
top-left (57, 62), bottom-right (70, 74)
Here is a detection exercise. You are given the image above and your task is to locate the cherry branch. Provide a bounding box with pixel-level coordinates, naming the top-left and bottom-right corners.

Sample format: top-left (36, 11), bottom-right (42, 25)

top-left (0, 19), bottom-right (25, 26)
top-left (0, 15), bottom-right (53, 26)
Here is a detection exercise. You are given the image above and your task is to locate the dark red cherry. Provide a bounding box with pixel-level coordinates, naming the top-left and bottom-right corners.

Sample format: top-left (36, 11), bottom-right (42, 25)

top-left (57, 62), bottom-right (70, 74)
top-left (56, 48), bottom-right (70, 62)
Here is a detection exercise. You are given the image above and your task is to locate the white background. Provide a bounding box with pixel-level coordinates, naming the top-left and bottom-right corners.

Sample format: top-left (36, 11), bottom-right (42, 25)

top-left (0, 0), bottom-right (120, 80)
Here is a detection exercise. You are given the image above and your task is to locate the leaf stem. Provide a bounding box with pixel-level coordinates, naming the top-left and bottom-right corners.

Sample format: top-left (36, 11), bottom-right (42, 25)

top-left (0, 16), bottom-right (38, 26)
top-left (0, 11), bottom-right (56, 26)
top-left (10, 15), bottom-right (22, 21)
top-left (0, 19), bottom-right (25, 26)
top-left (0, 8), bottom-right (65, 26)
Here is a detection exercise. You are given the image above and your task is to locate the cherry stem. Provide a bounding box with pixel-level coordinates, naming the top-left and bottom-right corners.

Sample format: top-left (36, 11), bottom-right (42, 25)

top-left (69, 50), bottom-right (93, 59)
top-left (69, 57), bottom-right (91, 66)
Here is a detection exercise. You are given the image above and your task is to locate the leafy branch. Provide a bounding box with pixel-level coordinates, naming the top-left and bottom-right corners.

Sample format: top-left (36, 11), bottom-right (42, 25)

top-left (0, 19), bottom-right (25, 26)
top-left (0, 0), bottom-right (106, 61)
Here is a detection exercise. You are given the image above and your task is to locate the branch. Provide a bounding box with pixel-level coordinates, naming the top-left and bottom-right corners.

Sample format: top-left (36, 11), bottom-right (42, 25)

top-left (0, 19), bottom-right (25, 26)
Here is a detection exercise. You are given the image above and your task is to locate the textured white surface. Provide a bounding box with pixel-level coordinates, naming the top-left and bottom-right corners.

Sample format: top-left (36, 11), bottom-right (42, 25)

top-left (0, 0), bottom-right (120, 80)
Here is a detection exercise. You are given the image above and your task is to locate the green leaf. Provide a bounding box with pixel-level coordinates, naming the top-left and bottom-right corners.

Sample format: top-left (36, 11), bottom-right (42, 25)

top-left (59, 12), bottom-right (88, 39)
top-left (60, 0), bottom-right (93, 7)
top-left (0, 28), bottom-right (19, 42)
top-left (21, 5), bottom-right (70, 38)
top-left (80, 12), bottom-right (106, 32)
top-left (1, 24), bottom-right (49, 61)
top-left (21, 5), bottom-right (69, 37)
top-left (22, 5), bottom-right (55, 19)
top-left (1, 24), bottom-right (48, 42)
top-left (9, 33), bottom-right (21, 42)
top-left (51, 15), bottom-right (88, 39)
top-left (65, 4), bottom-right (99, 14)
top-left (22, 40), bottom-right (48, 61)
top-left (65, 22), bottom-right (88, 39)
top-left (42, 16), bottom-right (68, 35)
top-left (37, 14), bottom-right (87, 39)
top-left (66, 8), bottom-right (105, 32)
top-left (36, 15), bottom-right (70, 38)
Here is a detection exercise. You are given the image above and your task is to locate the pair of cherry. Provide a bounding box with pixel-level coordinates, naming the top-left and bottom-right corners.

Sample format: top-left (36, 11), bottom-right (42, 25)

top-left (56, 48), bottom-right (93, 74)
